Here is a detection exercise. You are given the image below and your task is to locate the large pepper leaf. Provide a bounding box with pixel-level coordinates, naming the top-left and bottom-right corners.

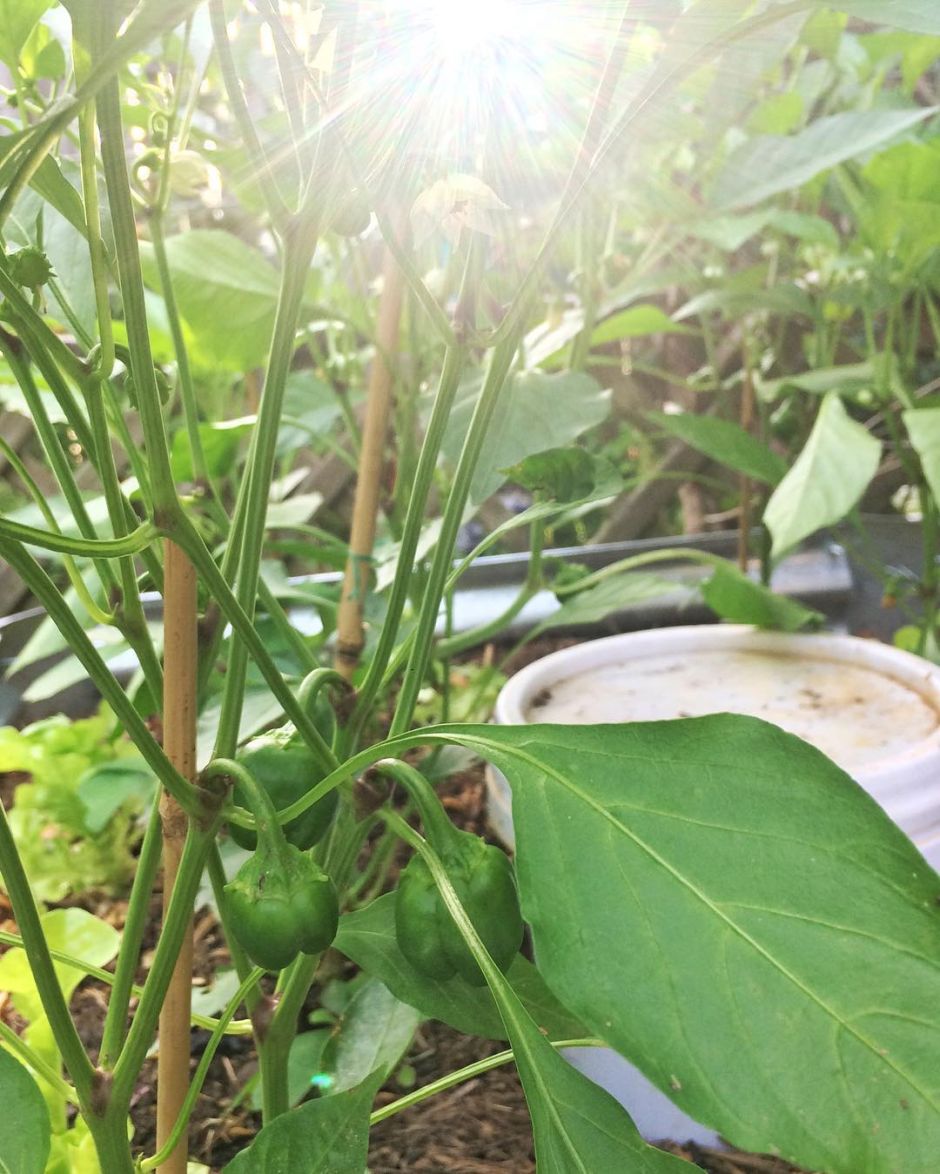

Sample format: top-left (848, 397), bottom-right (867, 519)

top-left (420, 717), bottom-right (940, 1173)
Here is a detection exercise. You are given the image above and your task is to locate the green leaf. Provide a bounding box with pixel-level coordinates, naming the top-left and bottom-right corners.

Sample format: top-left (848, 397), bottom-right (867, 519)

top-left (534, 574), bottom-right (687, 636)
top-left (250, 1029), bottom-right (331, 1111)
top-left (836, 1), bottom-right (940, 34)
top-left (747, 90), bottom-right (804, 135)
top-left (288, 1031), bottom-right (331, 1106)
top-left (31, 157), bottom-right (85, 237)
top-left (77, 759), bottom-right (156, 833)
top-left (509, 1021), bottom-right (689, 1173)
top-left (170, 419), bottom-right (252, 482)
top-left (139, 230), bottom-right (282, 371)
top-left (335, 894), bottom-right (584, 1042)
top-left (588, 304), bottom-right (689, 346)
top-left (445, 717), bottom-right (940, 1173)
top-left (648, 413), bottom-right (787, 485)
top-left (0, 0), bottom-right (52, 69)
top-left (0, 910), bottom-right (120, 1022)
top-left (757, 357), bottom-right (900, 404)
top-left (700, 562), bottom-right (823, 631)
top-left (442, 371), bottom-right (610, 506)
top-left (223, 1071), bottom-right (383, 1173)
top-left (319, 979), bottom-right (420, 1096)
top-left (501, 447), bottom-right (600, 503)
top-left (0, 1050), bottom-right (51, 1174)
top-left (763, 393), bottom-right (881, 559)
top-left (710, 106), bottom-right (938, 210)
top-left (689, 210), bottom-right (773, 251)
top-left (902, 408), bottom-right (940, 505)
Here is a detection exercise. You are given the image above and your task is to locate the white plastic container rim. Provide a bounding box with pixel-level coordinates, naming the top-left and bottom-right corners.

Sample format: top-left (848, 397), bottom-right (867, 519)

top-left (490, 625), bottom-right (940, 864)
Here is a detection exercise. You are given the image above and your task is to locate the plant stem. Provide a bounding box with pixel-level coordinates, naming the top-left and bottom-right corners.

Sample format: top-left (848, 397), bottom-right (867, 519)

top-left (149, 214), bottom-right (212, 486)
top-left (335, 233), bottom-right (406, 679)
top-left (370, 1037), bottom-right (604, 1125)
top-left (0, 333), bottom-right (118, 601)
top-left (99, 794), bottom-right (164, 1066)
top-left (390, 330), bottom-right (521, 736)
top-left (0, 804), bottom-right (96, 1101)
top-left (433, 521), bottom-right (545, 660)
top-left (140, 967), bottom-right (263, 1171)
top-left (0, 517), bottom-right (157, 559)
top-left (213, 215), bottom-right (320, 759)
top-left (372, 759), bottom-right (455, 852)
top-left (168, 513), bottom-right (336, 772)
top-left (110, 819), bottom-right (219, 1112)
top-left (0, 927), bottom-right (252, 1036)
top-left (208, 0), bottom-right (291, 230)
top-left (346, 343), bottom-right (468, 748)
top-left (95, 6), bottom-right (178, 514)
top-left (155, 541), bottom-right (199, 1174)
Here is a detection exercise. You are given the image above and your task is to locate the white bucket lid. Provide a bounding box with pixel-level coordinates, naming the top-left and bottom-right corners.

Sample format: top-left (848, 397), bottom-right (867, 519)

top-left (494, 626), bottom-right (940, 840)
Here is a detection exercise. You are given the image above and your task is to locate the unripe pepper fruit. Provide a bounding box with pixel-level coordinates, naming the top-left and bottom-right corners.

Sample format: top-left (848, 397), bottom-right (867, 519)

top-left (225, 840), bottom-right (339, 972)
top-left (395, 829), bottom-right (524, 986)
top-left (229, 727), bottom-right (338, 852)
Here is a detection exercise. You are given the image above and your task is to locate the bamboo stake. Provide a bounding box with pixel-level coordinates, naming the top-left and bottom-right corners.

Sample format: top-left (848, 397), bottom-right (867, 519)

top-left (156, 540), bottom-right (198, 1174)
top-left (334, 236), bottom-right (406, 679)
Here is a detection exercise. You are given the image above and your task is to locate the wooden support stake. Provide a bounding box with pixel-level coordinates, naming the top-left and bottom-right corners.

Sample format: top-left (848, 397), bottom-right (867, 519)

top-left (334, 238), bottom-right (406, 679)
top-left (156, 540), bottom-right (198, 1174)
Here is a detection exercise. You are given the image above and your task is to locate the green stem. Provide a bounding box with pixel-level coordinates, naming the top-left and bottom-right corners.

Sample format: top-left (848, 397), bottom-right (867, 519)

top-left (371, 759), bottom-right (455, 853)
top-left (0, 0), bottom-right (205, 231)
top-left (0, 265), bottom-right (89, 387)
top-left (204, 757), bottom-right (289, 853)
top-left (370, 1037), bottom-right (604, 1125)
top-left (346, 344), bottom-right (468, 748)
top-left (149, 213), bottom-right (211, 486)
top-left (0, 435), bottom-right (113, 624)
top-left (109, 818), bottom-right (219, 1110)
top-left (77, 96), bottom-right (115, 381)
top-left (390, 331), bottom-right (521, 736)
top-left (208, 0), bottom-right (291, 229)
top-left (205, 842), bottom-right (262, 1010)
top-left (95, 7), bottom-right (177, 513)
top-left (168, 513), bottom-right (336, 773)
top-left (0, 803), bottom-right (96, 1101)
top-left (138, 967), bottom-right (264, 1171)
top-left (213, 216), bottom-right (320, 759)
top-left (99, 794), bottom-right (164, 1068)
top-left (259, 800), bottom-right (369, 1121)
top-left (256, 574), bottom-right (320, 676)
top-left (0, 333), bottom-right (118, 598)
top-left (0, 517), bottom-right (157, 558)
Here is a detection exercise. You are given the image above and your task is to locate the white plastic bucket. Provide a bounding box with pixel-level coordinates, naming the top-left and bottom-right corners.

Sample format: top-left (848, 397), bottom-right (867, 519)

top-left (488, 625), bottom-right (940, 1142)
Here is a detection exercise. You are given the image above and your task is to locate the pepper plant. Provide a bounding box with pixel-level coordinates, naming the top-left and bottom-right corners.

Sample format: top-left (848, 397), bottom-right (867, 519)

top-left (0, 3), bottom-right (939, 1173)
